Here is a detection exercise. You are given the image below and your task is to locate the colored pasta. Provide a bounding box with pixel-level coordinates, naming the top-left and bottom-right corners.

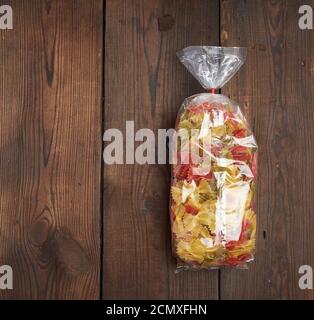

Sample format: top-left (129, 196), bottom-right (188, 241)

top-left (170, 47), bottom-right (258, 269)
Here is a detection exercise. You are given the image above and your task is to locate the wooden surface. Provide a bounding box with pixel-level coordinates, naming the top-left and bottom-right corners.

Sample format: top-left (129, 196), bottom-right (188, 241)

top-left (103, 0), bottom-right (219, 300)
top-left (220, 0), bottom-right (314, 300)
top-left (0, 0), bottom-right (313, 300)
top-left (0, 0), bottom-right (103, 299)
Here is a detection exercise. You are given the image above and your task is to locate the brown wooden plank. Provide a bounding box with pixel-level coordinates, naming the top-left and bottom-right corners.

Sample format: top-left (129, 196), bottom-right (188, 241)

top-left (103, 0), bottom-right (219, 299)
top-left (220, 0), bottom-right (314, 299)
top-left (0, 0), bottom-right (103, 299)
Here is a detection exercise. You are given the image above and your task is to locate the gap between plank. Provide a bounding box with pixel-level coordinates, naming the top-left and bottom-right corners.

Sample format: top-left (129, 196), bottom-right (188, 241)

top-left (100, 0), bottom-right (106, 300)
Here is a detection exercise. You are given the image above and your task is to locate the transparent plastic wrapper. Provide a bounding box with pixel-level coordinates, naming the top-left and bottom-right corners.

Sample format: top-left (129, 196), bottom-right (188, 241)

top-left (170, 46), bottom-right (258, 270)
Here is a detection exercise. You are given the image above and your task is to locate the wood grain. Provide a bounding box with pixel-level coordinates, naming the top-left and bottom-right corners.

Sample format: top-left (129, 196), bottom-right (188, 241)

top-left (220, 0), bottom-right (314, 299)
top-left (0, 0), bottom-right (103, 299)
top-left (1, 0), bottom-right (312, 300)
top-left (103, 0), bottom-right (220, 299)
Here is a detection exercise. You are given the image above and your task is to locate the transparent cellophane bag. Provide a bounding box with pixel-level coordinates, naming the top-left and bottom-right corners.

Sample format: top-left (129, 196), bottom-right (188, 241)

top-left (170, 47), bottom-right (257, 270)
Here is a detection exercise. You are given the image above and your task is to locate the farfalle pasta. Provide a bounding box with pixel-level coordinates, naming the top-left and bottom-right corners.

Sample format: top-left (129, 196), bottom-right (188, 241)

top-left (170, 47), bottom-right (258, 269)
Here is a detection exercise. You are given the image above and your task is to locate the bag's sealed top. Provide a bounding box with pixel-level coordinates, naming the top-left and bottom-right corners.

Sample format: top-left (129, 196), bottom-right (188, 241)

top-left (177, 46), bottom-right (247, 90)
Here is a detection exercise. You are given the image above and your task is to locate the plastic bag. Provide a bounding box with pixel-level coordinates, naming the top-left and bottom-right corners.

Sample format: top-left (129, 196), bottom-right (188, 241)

top-left (170, 46), bottom-right (257, 270)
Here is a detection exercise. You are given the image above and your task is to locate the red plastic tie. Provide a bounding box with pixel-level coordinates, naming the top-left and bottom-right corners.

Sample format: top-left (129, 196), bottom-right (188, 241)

top-left (209, 88), bottom-right (217, 94)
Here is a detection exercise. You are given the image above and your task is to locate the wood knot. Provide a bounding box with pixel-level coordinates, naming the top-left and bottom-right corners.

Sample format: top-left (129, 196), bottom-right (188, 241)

top-left (263, 230), bottom-right (267, 239)
top-left (53, 229), bottom-right (89, 277)
top-left (142, 196), bottom-right (162, 214)
top-left (30, 219), bottom-right (51, 246)
top-left (158, 15), bottom-right (175, 32)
